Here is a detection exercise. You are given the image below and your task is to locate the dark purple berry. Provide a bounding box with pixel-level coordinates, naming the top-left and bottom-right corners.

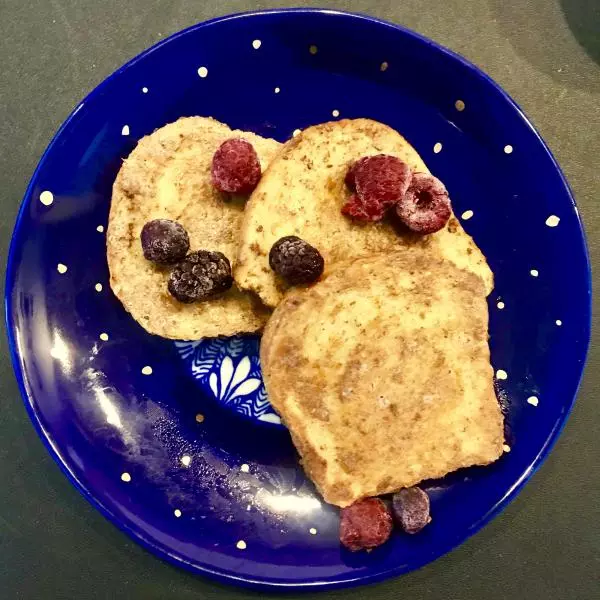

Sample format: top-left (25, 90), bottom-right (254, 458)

top-left (340, 498), bottom-right (393, 552)
top-left (168, 250), bottom-right (233, 303)
top-left (140, 219), bottom-right (189, 264)
top-left (392, 487), bottom-right (431, 534)
top-left (269, 236), bottom-right (324, 285)
top-left (211, 138), bottom-right (261, 195)
top-left (396, 173), bottom-right (451, 234)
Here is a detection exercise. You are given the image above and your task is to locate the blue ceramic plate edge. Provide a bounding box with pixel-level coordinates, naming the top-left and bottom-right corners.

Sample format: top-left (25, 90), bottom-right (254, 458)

top-left (4, 8), bottom-right (592, 591)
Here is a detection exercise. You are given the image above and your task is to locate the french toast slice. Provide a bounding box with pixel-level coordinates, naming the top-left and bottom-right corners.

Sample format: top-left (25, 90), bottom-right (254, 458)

top-left (261, 251), bottom-right (504, 507)
top-left (235, 118), bottom-right (493, 308)
top-left (108, 117), bottom-right (281, 339)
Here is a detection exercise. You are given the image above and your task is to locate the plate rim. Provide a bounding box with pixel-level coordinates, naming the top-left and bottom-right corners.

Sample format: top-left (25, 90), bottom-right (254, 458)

top-left (4, 7), bottom-right (592, 591)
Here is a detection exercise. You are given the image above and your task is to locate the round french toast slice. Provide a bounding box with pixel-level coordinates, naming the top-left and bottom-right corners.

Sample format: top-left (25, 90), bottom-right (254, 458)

top-left (108, 117), bottom-right (281, 339)
top-left (261, 251), bottom-right (504, 507)
top-left (235, 118), bottom-right (493, 308)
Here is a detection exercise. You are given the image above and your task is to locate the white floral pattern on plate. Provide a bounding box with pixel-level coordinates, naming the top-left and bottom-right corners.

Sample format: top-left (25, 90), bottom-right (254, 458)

top-left (175, 336), bottom-right (281, 424)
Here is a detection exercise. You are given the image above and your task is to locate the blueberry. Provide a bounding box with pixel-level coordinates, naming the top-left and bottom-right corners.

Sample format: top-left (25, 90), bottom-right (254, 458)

top-left (168, 250), bottom-right (233, 303)
top-left (140, 219), bottom-right (189, 264)
top-left (269, 236), bottom-right (324, 285)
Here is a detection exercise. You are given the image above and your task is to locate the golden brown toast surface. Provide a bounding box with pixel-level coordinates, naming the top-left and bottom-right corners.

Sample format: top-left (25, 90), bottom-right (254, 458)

top-left (235, 118), bottom-right (493, 307)
top-left (261, 252), bottom-right (504, 507)
top-left (108, 117), bottom-right (281, 339)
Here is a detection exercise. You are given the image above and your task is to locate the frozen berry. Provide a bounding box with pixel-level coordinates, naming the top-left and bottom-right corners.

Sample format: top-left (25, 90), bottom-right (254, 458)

top-left (340, 498), bottom-right (393, 552)
top-left (269, 236), bottom-right (324, 285)
top-left (344, 156), bottom-right (369, 189)
top-left (168, 250), bottom-right (232, 303)
top-left (211, 138), bottom-right (261, 194)
top-left (342, 155), bottom-right (412, 222)
top-left (392, 487), bottom-right (431, 534)
top-left (342, 193), bottom-right (386, 221)
top-left (396, 173), bottom-right (451, 234)
top-left (140, 219), bottom-right (190, 264)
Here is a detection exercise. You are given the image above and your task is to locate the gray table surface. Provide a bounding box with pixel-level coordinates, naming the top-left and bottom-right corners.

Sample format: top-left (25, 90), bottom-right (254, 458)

top-left (1, 1), bottom-right (599, 598)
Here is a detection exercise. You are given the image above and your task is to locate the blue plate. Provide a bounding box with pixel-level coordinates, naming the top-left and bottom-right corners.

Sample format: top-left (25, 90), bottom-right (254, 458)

top-left (5, 8), bottom-right (591, 591)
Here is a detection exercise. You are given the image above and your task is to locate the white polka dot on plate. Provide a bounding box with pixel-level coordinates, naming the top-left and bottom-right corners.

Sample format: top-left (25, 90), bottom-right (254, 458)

top-left (556, 319), bottom-right (563, 326)
top-left (40, 190), bottom-right (54, 206)
top-left (503, 444), bottom-right (511, 453)
top-left (332, 109), bottom-right (340, 118)
top-left (96, 225), bottom-right (104, 233)
top-left (497, 301), bottom-right (505, 309)
top-left (309, 45), bottom-right (318, 55)
top-left (236, 540), bottom-right (247, 550)
top-left (121, 125), bottom-right (130, 136)
top-left (433, 142), bottom-right (443, 153)
top-left (181, 455), bottom-right (191, 467)
top-left (57, 263), bottom-right (67, 274)
top-left (252, 39), bottom-right (261, 49)
top-left (530, 269), bottom-right (539, 277)
top-left (309, 527), bottom-right (317, 535)
top-left (274, 87), bottom-right (280, 93)
top-left (461, 210), bottom-right (474, 220)
top-left (197, 66), bottom-right (208, 78)
top-left (142, 87), bottom-right (149, 94)
top-left (95, 283), bottom-right (103, 292)
top-left (504, 144), bottom-right (513, 154)
top-left (496, 369), bottom-right (508, 380)
top-left (455, 99), bottom-right (466, 111)
top-left (121, 472), bottom-right (131, 482)
top-left (174, 509), bottom-right (182, 518)
top-left (545, 215), bottom-right (560, 227)
top-left (527, 396), bottom-right (539, 406)
top-left (141, 365), bottom-right (153, 375)
top-left (99, 333), bottom-right (109, 341)
top-left (380, 61), bottom-right (389, 72)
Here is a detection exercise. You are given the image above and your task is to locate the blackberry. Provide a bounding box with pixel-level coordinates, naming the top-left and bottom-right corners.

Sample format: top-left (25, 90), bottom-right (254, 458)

top-left (168, 250), bottom-right (232, 303)
top-left (269, 236), bottom-right (324, 285)
top-left (140, 219), bottom-right (189, 264)
top-left (392, 487), bottom-right (431, 534)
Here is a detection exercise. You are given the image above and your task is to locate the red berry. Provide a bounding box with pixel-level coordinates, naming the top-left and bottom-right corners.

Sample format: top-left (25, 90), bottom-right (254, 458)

top-left (339, 498), bottom-right (393, 552)
top-left (211, 138), bottom-right (261, 195)
top-left (342, 193), bottom-right (387, 221)
top-left (344, 156), bottom-right (369, 189)
top-left (342, 155), bottom-right (412, 222)
top-left (396, 172), bottom-right (451, 234)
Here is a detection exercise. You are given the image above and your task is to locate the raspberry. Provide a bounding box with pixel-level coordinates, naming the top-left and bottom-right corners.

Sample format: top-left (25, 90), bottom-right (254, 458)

top-left (168, 250), bottom-right (232, 303)
top-left (342, 155), bottom-right (412, 222)
top-left (140, 219), bottom-right (190, 264)
top-left (392, 487), bottom-right (431, 534)
top-left (269, 236), bottom-right (324, 285)
top-left (344, 156), bottom-right (368, 189)
top-left (340, 498), bottom-right (393, 552)
top-left (211, 138), bottom-right (261, 195)
top-left (342, 193), bottom-right (386, 221)
top-left (396, 173), bottom-right (451, 234)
